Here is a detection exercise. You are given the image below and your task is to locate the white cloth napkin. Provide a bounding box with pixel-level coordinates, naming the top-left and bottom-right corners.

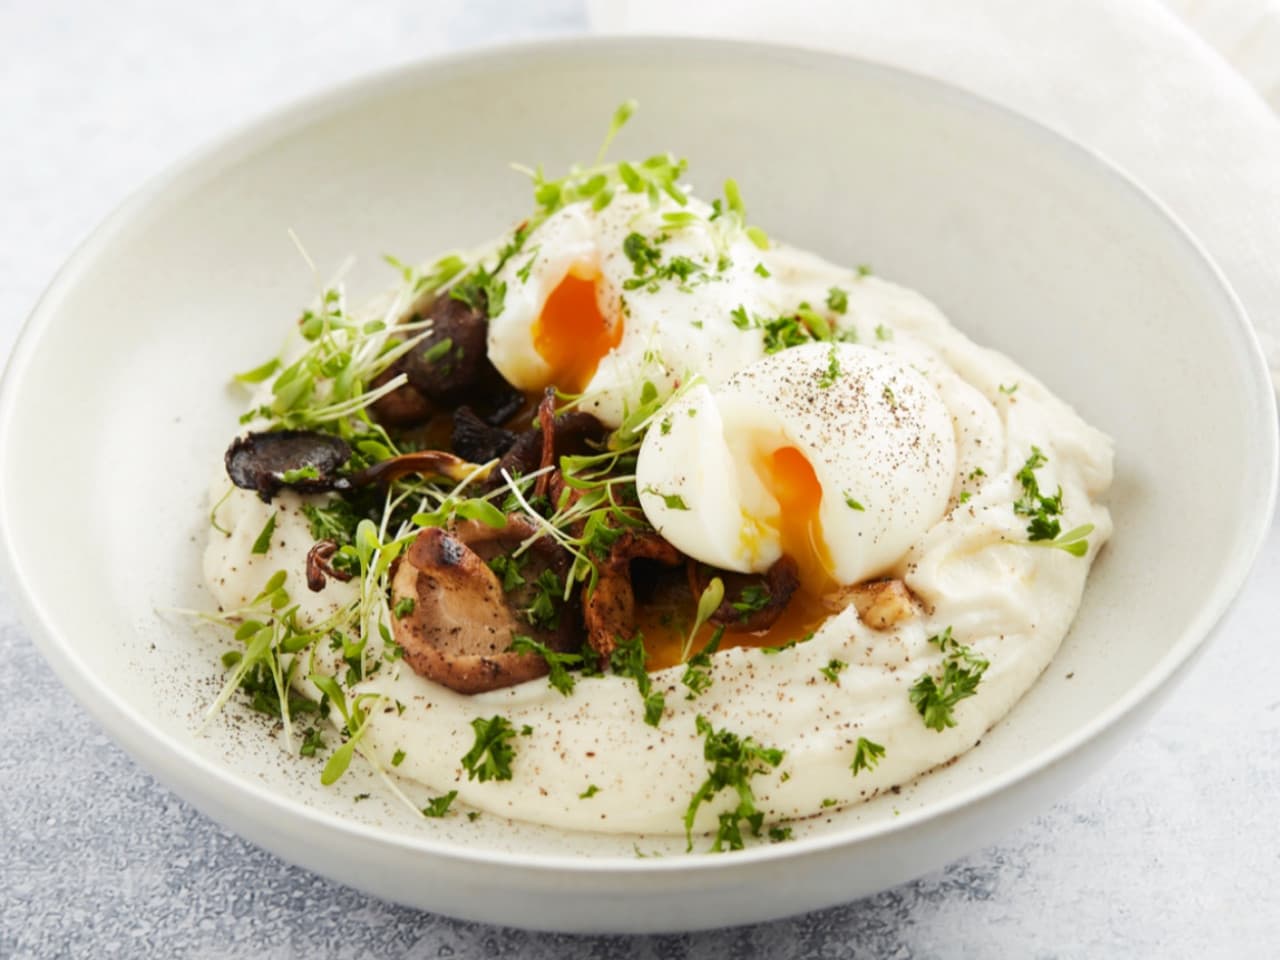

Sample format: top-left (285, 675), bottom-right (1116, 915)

top-left (589, 0), bottom-right (1280, 395)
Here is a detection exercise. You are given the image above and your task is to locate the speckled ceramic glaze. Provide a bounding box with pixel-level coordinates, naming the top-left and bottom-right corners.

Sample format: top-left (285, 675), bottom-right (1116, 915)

top-left (0, 37), bottom-right (1274, 933)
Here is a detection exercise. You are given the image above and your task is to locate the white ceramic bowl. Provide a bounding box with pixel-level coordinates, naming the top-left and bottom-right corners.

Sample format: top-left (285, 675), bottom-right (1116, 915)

top-left (1, 38), bottom-right (1275, 933)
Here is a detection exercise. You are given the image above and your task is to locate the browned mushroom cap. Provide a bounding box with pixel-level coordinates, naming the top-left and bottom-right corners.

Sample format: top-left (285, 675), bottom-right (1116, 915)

top-left (693, 557), bottom-right (802, 633)
top-left (225, 430), bottom-right (353, 502)
top-left (583, 531), bottom-right (683, 660)
top-left (451, 406), bottom-right (518, 463)
top-left (370, 291), bottom-right (524, 428)
top-left (390, 516), bottom-right (580, 694)
top-left (368, 366), bottom-right (433, 426)
top-left (495, 408), bottom-right (610, 483)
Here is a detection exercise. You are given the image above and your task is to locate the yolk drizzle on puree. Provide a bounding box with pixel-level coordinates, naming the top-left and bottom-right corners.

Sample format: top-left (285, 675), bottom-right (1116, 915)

top-left (532, 269), bottom-right (622, 395)
top-left (637, 446), bottom-right (837, 671)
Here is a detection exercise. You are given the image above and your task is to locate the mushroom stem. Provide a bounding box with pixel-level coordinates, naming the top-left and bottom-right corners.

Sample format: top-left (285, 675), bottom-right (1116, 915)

top-left (306, 539), bottom-right (353, 592)
top-left (349, 450), bottom-right (490, 488)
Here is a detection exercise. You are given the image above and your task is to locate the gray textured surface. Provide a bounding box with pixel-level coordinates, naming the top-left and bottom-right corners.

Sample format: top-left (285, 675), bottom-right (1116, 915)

top-left (3, 2), bottom-right (1279, 957)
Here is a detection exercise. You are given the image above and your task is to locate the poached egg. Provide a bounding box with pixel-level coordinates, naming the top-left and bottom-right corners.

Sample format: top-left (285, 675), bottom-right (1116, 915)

top-left (485, 192), bottom-right (775, 427)
top-left (636, 342), bottom-right (958, 593)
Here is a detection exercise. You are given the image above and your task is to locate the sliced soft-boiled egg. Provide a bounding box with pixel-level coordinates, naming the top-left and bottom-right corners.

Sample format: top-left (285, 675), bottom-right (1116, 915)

top-left (636, 342), bottom-right (957, 589)
top-left (485, 193), bottom-right (779, 427)
top-left (486, 205), bottom-right (624, 397)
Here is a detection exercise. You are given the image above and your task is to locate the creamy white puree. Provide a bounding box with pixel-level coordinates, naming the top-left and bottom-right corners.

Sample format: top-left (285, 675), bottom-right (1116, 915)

top-left (206, 213), bottom-right (1112, 837)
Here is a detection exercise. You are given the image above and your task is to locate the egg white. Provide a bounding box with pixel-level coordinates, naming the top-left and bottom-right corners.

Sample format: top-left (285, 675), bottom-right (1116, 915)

top-left (636, 342), bottom-right (958, 585)
top-left (486, 192), bottom-right (778, 427)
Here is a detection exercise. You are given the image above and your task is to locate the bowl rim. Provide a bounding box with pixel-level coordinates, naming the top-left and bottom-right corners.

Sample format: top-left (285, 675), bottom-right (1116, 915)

top-left (1, 33), bottom-right (1276, 876)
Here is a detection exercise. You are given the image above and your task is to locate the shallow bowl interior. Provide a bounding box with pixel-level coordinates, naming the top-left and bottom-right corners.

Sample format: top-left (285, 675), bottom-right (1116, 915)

top-left (1, 38), bottom-right (1275, 933)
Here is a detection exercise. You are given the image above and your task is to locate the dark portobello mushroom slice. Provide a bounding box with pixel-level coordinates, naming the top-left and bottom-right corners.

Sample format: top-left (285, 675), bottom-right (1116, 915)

top-left (225, 430), bottom-right (353, 502)
top-left (451, 406), bottom-right (518, 463)
top-left (371, 291), bottom-right (525, 428)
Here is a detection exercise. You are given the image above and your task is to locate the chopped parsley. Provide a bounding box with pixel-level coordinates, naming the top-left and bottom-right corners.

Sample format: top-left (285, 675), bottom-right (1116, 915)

top-left (450, 265), bottom-right (507, 317)
top-left (250, 513), bottom-right (277, 555)
top-left (754, 262), bottom-right (771, 278)
top-left (681, 626), bottom-right (724, 700)
top-left (301, 499), bottom-right (359, 546)
top-left (610, 634), bottom-right (665, 726)
top-left (422, 791), bottom-right (458, 818)
top-left (844, 493), bottom-right (866, 511)
top-left (731, 304), bottom-right (824, 354)
top-left (460, 715), bottom-right (518, 782)
top-left (392, 597), bottom-right (415, 619)
top-left (999, 382), bottom-right (1020, 395)
top-left (487, 553), bottom-right (527, 592)
top-left (731, 584), bottom-right (772, 620)
top-left (515, 248), bottom-right (540, 283)
top-left (523, 569), bottom-right (564, 629)
top-left (825, 286), bottom-right (849, 315)
top-left (856, 264), bottom-right (873, 277)
top-left (874, 323), bottom-right (892, 341)
top-left (908, 627), bottom-right (989, 731)
top-left (818, 347), bottom-right (842, 389)
top-left (508, 635), bottom-right (583, 697)
top-left (684, 715), bottom-right (785, 852)
top-left (820, 659), bottom-right (847, 684)
top-left (850, 737), bottom-right (885, 776)
top-left (391, 748), bottom-right (406, 767)
top-left (643, 486), bottom-right (689, 510)
top-left (621, 231), bottom-right (710, 293)
top-left (761, 633), bottom-right (812, 655)
top-left (299, 727), bottom-right (325, 757)
top-left (768, 825), bottom-right (793, 843)
top-left (1013, 447), bottom-right (1094, 556)
top-left (579, 784), bottom-right (601, 799)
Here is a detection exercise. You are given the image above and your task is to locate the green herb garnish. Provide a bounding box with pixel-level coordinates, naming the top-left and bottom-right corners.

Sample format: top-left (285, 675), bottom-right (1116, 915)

top-left (250, 513), bottom-right (277, 555)
top-left (610, 634), bottom-right (665, 726)
top-left (820, 659), bottom-right (847, 684)
top-left (825, 286), bottom-right (849, 315)
top-left (1013, 446), bottom-right (1093, 555)
top-left (850, 737), bottom-right (885, 776)
top-left (422, 791), bottom-right (458, 818)
top-left (908, 627), bottom-right (989, 731)
top-left (684, 715), bottom-right (784, 852)
top-left (461, 715), bottom-right (519, 782)
top-left (818, 347), bottom-right (842, 389)
top-left (508, 635), bottom-right (583, 697)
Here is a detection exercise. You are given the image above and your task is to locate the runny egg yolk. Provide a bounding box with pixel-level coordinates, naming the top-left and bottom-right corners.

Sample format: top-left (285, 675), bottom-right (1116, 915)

top-left (531, 269), bottom-right (622, 395)
top-left (760, 446), bottom-right (837, 596)
top-left (637, 446), bottom-right (837, 671)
